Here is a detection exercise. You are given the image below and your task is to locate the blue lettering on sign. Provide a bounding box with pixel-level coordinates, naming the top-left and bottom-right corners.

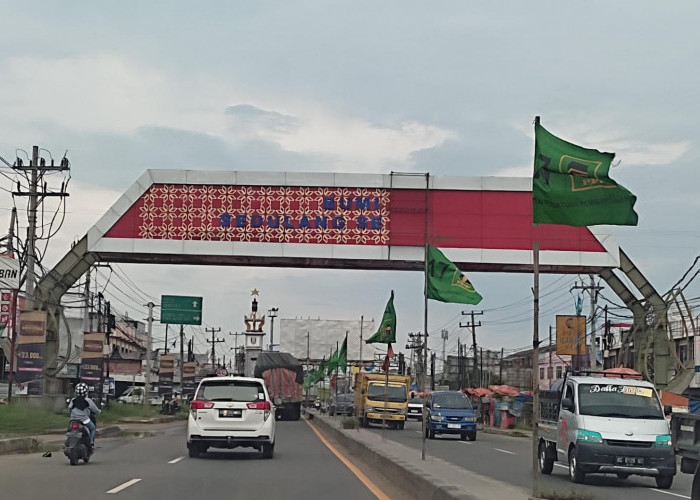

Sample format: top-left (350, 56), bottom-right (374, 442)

top-left (283, 216), bottom-right (295, 229)
top-left (315, 216), bottom-right (327, 229)
top-left (220, 213), bottom-right (231, 228)
top-left (236, 215), bottom-right (247, 228)
top-left (355, 197), bottom-right (371, 210)
top-left (332, 216), bottom-right (346, 229)
top-left (267, 216), bottom-right (280, 228)
top-left (299, 216), bottom-right (311, 229)
top-left (371, 216), bottom-right (382, 230)
top-left (322, 196), bottom-right (335, 210)
top-left (356, 216), bottom-right (368, 229)
top-left (339, 197), bottom-right (353, 210)
top-left (251, 214), bottom-right (263, 228)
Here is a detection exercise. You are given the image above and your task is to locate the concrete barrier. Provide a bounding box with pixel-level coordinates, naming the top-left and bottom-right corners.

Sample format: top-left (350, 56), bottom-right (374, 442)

top-left (0, 437), bottom-right (39, 455)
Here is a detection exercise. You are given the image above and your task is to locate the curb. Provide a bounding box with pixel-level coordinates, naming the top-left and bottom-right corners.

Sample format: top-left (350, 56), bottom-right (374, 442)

top-left (0, 437), bottom-right (38, 455)
top-left (117, 416), bottom-right (176, 424)
top-left (309, 416), bottom-right (475, 500)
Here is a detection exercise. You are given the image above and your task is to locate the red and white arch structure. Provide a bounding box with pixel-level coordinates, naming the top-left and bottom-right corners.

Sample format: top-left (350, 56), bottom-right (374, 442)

top-left (86, 170), bottom-right (619, 273)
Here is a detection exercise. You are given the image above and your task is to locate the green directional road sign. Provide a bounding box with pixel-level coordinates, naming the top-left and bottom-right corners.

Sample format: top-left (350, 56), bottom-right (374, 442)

top-left (160, 295), bottom-right (203, 325)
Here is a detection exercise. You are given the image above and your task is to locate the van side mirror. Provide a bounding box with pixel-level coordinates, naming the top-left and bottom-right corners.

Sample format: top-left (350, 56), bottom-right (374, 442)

top-left (562, 398), bottom-right (574, 412)
top-left (664, 404), bottom-right (672, 416)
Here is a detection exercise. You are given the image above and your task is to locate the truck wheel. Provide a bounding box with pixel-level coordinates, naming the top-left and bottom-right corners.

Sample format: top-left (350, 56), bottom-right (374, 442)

top-left (362, 415), bottom-right (369, 428)
top-left (398, 421), bottom-right (405, 430)
top-left (568, 447), bottom-right (585, 484)
top-left (655, 475), bottom-right (673, 489)
top-left (468, 431), bottom-right (477, 441)
top-left (538, 441), bottom-right (554, 475)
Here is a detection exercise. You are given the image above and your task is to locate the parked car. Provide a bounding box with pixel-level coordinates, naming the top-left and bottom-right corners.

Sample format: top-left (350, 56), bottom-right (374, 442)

top-left (407, 397), bottom-right (423, 420)
top-left (117, 387), bottom-right (162, 406)
top-left (424, 391), bottom-right (478, 441)
top-left (186, 375), bottom-right (277, 459)
top-left (329, 393), bottom-right (355, 416)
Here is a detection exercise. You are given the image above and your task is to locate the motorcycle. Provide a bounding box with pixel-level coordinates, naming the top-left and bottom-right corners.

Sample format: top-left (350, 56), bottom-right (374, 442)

top-left (63, 417), bottom-right (94, 466)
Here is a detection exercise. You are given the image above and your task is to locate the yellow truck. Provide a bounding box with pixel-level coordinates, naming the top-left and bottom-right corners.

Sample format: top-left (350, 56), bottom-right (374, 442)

top-left (354, 373), bottom-right (409, 429)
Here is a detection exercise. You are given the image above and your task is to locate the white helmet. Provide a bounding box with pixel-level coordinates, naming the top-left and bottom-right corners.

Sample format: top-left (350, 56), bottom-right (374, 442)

top-left (75, 383), bottom-right (88, 396)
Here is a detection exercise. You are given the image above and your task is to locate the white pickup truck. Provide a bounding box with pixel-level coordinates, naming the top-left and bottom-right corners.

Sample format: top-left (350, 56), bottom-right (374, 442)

top-left (537, 372), bottom-right (675, 489)
top-left (117, 387), bottom-right (162, 406)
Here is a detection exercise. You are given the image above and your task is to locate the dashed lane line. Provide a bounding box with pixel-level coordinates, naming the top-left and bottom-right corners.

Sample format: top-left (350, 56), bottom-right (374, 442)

top-left (494, 448), bottom-right (516, 455)
top-left (167, 456), bottom-right (185, 464)
top-left (107, 479), bottom-right (142, 494)
top-left (650, 490), bottom-right (690, 499)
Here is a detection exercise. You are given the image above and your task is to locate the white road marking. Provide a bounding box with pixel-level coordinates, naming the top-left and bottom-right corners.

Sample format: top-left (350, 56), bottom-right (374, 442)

top-left (494, 448), bottom-right (516, 455)
top-left (168, 456), bottom-right (185, 464)
top-left (458, 441), bottom-right (473, 445)
top-left (554, 463), bottom-right (568, 469)
top-left (107, 479), bottom-right (142, 494)
top-left (650, 489), bottom-right (690, 499)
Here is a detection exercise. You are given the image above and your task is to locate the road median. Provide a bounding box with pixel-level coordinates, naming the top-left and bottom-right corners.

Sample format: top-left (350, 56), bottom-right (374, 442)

top-left (308, 412), bottom-right (529, 500)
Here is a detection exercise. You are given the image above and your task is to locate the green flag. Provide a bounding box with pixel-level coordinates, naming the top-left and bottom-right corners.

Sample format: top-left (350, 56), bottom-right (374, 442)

top-left (365, 291), bottom-right (396, 344)
top-left (532, 119), bottom-right (638, 226)
top-left (338, 335), bottom-right (348, 372)
top-left (327, 347), bottom-right (339, 376)
top-left (313, 358), bottom-right (326, 383)
top-left (426, 245), bottom-right (482, 305)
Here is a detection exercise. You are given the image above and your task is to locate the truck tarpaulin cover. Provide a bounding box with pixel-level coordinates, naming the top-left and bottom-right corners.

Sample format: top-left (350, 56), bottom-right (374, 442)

top-left (253, 352), bottom-right (304, 384)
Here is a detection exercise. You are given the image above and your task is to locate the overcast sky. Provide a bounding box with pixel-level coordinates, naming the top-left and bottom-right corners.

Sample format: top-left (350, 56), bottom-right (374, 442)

top-left (1, 2), bottom-right (699, 362)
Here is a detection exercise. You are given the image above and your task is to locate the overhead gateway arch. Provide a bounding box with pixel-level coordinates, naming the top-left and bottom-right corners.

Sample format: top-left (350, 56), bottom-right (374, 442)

top-left (36, 170), bottom-right (674, 389)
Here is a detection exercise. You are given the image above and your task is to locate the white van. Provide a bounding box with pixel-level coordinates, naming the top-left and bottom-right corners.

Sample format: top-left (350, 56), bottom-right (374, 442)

top-left (538, 374), bottom-right (675, 489)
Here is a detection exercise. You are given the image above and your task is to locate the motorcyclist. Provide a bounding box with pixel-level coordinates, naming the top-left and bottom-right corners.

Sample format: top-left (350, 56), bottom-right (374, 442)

top-left (68, 383), bottom-right (101, 448)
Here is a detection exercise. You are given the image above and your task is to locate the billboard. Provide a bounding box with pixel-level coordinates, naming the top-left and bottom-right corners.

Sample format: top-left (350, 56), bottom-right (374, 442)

top-left (80, 333), bottom-right (105, 393)
top-left (556, 315), bottom-right (586, 355)
top-left (159, 354), bottom-right (175, 396)
top-left (279, 318), bottom-right (381, 362)
top-left (15, 311), bottom-right (47, 395)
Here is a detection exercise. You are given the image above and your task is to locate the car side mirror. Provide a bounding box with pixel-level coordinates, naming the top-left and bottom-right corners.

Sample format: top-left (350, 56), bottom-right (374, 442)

top-left (664, 404), bottom-right (672, 416)
top-left (562, 398), bottom-right (574, 412)
top-left (273, 397), bottom-right (283, 406)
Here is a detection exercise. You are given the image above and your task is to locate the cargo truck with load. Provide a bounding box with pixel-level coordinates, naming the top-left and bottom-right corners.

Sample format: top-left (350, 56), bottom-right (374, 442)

top-left (537, 370), bottom-right (675, 488)
top-left (253, 352), bottom-right (303, 421)
top-left (354, 373), bottom-right (409, 429)
top-left (671, 412), bottom-right (700, 499)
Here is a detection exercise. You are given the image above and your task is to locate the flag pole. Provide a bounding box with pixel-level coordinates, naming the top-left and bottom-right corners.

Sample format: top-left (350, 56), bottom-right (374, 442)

top-left (422, 173), bottom-right (430, 461)
top-left (382, 344), bottom-right (388, 441)
top-left (334, 340), bottom-right (339, 417)
top-left (531, 116), bottom-right (542, 497)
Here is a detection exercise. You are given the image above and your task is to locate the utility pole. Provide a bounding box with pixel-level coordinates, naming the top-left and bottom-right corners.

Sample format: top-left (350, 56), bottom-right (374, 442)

top-left (460, 311), bottom-right (483, 388)
top-left (145, 302), bottom-right (154, 404)
top-left (549, 325), bottom-right (553, 385)
top-left (571, 277), bottom-right (603, 369)
top-left (457, 339), bottom-right (462, 388)
top-left (229, 332), bottom-right (243, 373)
top-left (441, 329), bottom-right (448, 384)
top-left (206, 327), bottom-right (224, 368)
top-left (11, 146), bottom-right (70, 304)
top-left (179, 325), bottom-right (184, 394)
top-left (499, 347), bottom-right (504, 383)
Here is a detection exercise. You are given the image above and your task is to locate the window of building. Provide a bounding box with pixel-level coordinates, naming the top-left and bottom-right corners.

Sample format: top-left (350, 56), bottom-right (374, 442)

top-left (547, 366), bottom-right (553, 379)
top-left (539, 367), bottom-right (545, 379)
top-left (679, 344), bottom-right (688, 363)
top-left (556, 366), bottom-right (562, 379)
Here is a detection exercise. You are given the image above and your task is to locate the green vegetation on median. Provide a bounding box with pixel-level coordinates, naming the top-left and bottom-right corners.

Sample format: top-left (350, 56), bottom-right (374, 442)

top-left (99, 403), bottom-right (162, 424)
top-left (0, 403), bottom-right (67, 436)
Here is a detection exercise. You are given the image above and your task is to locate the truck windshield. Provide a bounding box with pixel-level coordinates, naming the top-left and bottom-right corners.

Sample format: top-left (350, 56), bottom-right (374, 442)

top-left (367, 383), bottom-right (407, 402)
top-left (578, 384), bottom-right (664, 419)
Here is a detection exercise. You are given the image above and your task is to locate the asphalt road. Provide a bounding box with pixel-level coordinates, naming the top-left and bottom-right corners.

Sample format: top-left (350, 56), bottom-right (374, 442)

top-left (366, 419), bottom-right (694, 500)
top-left (0, 421), bottom-right (381, 500)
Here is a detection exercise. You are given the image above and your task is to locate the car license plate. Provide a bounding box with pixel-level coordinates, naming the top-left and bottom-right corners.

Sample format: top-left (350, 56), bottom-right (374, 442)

top-left (410, 409), bottom-right (419, 413)
top-left (219, 409), bottom-right (242, 418)
top-left (615, 456), bottom-right (644, 466)
top-left (447, 423), bottom-right (461, 429)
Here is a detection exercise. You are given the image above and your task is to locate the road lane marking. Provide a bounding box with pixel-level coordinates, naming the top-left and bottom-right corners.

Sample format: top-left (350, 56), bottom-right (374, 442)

top-left (107, 479), bottom-right (142, 494)
top-left (458, 441), bottom-right (472, 445)
top-left (167, 456), bottom-right (185, 464)
top-left (305, 420), bottom-right (391, 500)
top-left (494, 448), bottom-right (516, 455)
top-left (650, 490), bottom-right (690, 499)
top-left (554, 463), bottom-right (567, 469)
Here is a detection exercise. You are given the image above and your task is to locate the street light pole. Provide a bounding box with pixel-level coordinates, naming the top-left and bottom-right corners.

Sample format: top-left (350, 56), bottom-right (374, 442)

top-left (267, 307), bottom-right (279, 351)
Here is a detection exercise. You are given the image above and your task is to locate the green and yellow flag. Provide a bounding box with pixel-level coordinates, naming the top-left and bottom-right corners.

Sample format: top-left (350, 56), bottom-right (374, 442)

top-left (426, 245), bottom-right (482, 305)
top-left (532, 119), bottom-right (638, 227)
top-left (365, 291), bottom-right (396, 344)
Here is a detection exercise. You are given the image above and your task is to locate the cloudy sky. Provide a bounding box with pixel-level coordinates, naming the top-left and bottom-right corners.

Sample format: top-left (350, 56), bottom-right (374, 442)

top-left (1, 2), bottom-right (699, 363)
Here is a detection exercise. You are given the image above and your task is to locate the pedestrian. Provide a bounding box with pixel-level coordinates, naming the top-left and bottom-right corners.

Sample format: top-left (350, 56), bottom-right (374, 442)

top-left (482, 395), bottom-right (490, 425)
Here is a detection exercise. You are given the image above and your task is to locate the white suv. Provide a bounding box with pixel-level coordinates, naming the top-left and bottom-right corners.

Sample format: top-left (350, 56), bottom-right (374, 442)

top-left (186, 376), bottom-right (276, 459)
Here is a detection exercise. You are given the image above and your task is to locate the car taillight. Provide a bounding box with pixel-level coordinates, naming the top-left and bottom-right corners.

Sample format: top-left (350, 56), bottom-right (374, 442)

top-left (70, 422), bottom-right (80, 430)
top-left (190, 400), bottom-right (215, 410)
top-left (246, 401), bottom-right (271, 410)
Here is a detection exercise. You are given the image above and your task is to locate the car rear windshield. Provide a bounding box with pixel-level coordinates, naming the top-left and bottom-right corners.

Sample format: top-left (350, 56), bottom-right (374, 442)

top-left (196, 380), bottom-right (265, 402)
top-left (577, 384), bottom-right (664, 419)
top-left (432, 393), bottom-right (472, 409)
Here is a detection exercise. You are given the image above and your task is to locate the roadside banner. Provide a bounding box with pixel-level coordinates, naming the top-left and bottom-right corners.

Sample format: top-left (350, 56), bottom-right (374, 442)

top-left (15, 311), bottom-right (47, 395)
top-left (80, 333), bottom-right (105, 394)
top-left (0, 255), bottom-right (19, 290)
top-left (159, 354), bottom-right (175, 396)
top-left (182, 362), bottom-right (196, 396)
top-left (556, 315), bottom-right (586, 355)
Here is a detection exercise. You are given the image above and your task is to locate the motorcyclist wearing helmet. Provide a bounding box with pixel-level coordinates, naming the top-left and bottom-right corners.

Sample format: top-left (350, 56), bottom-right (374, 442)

top-left (68, 383), bottom-right (101, 447)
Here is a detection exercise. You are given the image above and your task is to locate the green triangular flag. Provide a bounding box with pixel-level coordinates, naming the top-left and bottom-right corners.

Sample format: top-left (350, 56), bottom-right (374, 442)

top-left (338, 335), bottom-right (348, 372)
top-left (426, 245), bottom-right (482, 305)
top-left (365, 291), bottom-right (396, 344)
